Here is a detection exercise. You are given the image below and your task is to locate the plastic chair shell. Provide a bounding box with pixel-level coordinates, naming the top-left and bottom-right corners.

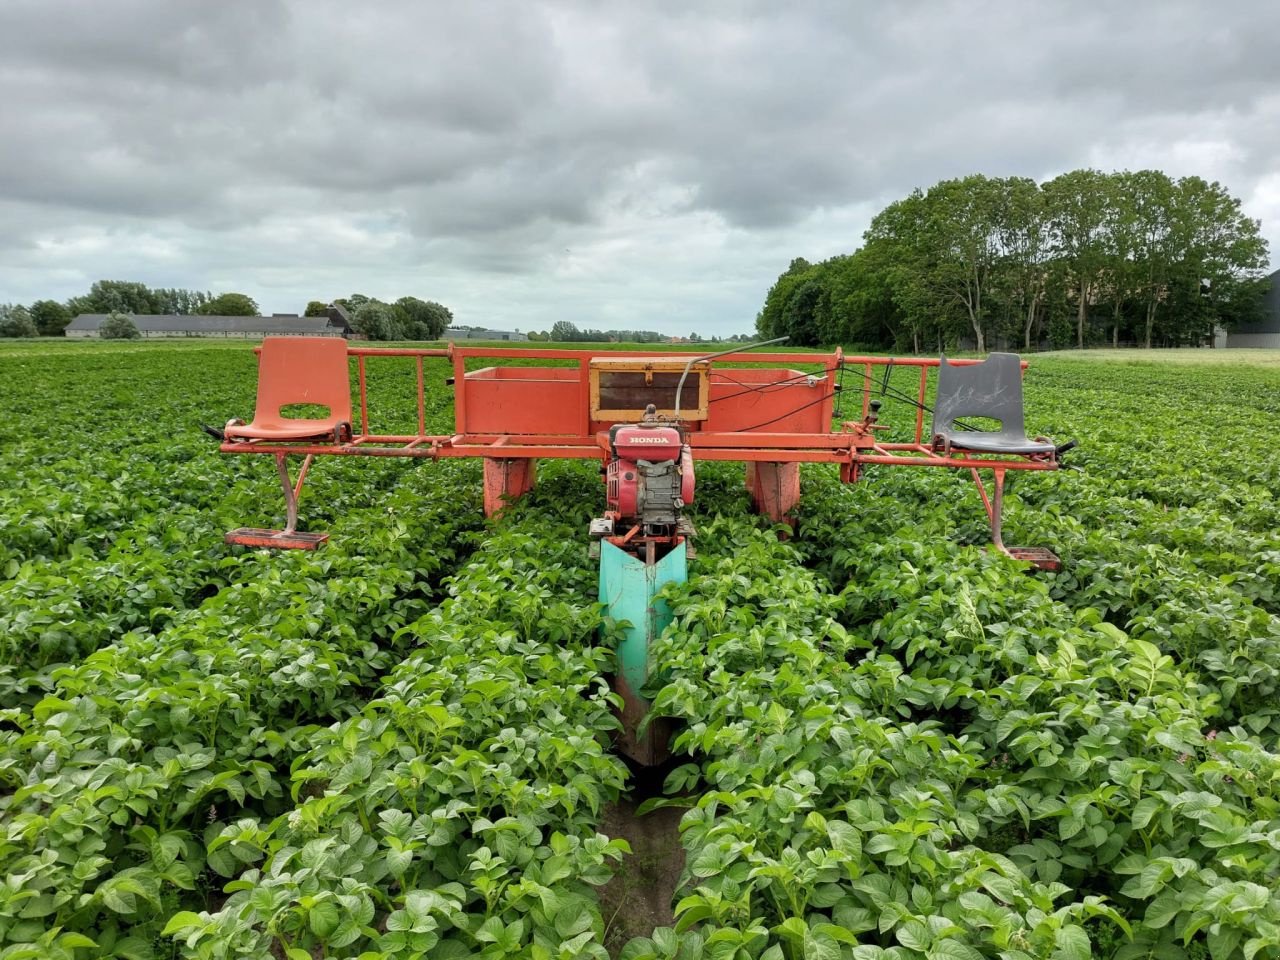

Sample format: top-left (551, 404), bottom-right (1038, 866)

top-left (932, 353), bottom-right (1055, 456)
top-left (224, 337), bottom-right (352, 441)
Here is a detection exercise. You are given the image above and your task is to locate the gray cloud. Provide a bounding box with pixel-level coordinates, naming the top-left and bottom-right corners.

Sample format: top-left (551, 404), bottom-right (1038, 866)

top-left (1, 0), bottom-right (1277, 332)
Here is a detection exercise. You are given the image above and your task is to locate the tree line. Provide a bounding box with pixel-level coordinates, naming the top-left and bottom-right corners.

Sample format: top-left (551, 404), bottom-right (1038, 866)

top-left (325, 294), bottom-right (453, 341)
top-left (0, 281), bottom-right (455, 341)
top-left (0, 281), bottom-right (263, 338)
top-left (530, 321), bottom-right (751, 343)
top-left (757, 170), bottom-right (1270, 352)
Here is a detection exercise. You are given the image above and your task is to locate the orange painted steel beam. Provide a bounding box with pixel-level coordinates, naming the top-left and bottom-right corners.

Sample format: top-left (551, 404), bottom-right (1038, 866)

top-left (483, 458), bottom-right (538, 515)
top-left (746, 462), bottom-right (802, 525)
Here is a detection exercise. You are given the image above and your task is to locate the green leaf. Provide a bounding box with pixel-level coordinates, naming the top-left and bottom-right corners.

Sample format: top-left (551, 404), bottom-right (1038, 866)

top-left (309, 899), bottom-right (341, 939)
top-left (101, 885), bottom-right (137, 915)
top-left (1208, 926), bottom-right (1243, 960)
top-left (1131, 796), bottom-right (1161, 829)
top-left (161, 911), bottom-right (204, 935)
top-left (896, 919), bottom-right (931, 952)
top-left (1144, 891), bottom-right (1183, 930)
top-left (56, 933), bottom-right (99, 949)
top-left (774, 917), bottom-right (808, 942)
top-left (1054, 924), bottom-right (1091, 960)
top-left (928, 940), bottom-right (985, 960)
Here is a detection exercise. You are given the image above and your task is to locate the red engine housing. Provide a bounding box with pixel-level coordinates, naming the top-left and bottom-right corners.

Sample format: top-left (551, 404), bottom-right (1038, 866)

top-left (606, 425), bottom-right (695, 521)
top-left (611, 424), bottom-right (683, 462)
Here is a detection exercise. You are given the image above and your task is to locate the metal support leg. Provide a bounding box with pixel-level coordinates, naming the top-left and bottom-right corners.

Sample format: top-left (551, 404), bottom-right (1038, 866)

top-left (746, 461), bottom-right (801, 528)
top-left (483, 457), bottom-right (537, 516)
top-left (276, 453), bottom-right (315, 534)
top-left (226, 453), bottom-right (328, 550)
top-left (991, 466), bottom-right (1006, 552)
top-left (970, 466), bottom-right (1007, 554)
top-left (971, 466), bottom-right (1060, 570)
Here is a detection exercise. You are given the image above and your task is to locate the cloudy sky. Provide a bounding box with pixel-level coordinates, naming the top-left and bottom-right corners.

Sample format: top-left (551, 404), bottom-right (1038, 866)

top-left (1, 1), bottom-right (1277, 336)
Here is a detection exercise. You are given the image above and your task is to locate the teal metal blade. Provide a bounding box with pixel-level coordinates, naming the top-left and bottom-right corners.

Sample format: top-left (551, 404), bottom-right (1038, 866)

top-left (598, 540), bottom-right (687, 697)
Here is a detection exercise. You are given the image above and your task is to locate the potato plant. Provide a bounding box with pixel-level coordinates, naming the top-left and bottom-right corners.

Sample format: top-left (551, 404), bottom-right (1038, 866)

top-left (2, 342), bottom-right (1280, 960)
top-left (629, 356), bottom-right (1280, 960)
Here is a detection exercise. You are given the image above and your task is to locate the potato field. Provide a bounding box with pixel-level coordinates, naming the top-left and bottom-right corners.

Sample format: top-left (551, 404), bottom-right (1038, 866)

top-left (2, 340), bottom-right (1280, 960)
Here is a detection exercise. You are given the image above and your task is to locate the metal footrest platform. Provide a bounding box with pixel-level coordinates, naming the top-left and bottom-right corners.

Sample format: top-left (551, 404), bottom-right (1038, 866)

top-left (1006, 546), bottom-right (1061, 571)
top-left (225, 528), bottom-right (330, 550)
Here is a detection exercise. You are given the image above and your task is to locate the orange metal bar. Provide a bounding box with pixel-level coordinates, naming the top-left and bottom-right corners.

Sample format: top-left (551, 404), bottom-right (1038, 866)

top-left (357, 355), bottom-right (368, 435)
top-left (294, 454), bottom-right (314, 498)
top-left (916, 366), bottom-right (927, 444)
top-left (348, 347), bottom-right (449, 357)
top-left (690, 432), bottom-right (851, 449)
top-left (453, 348), bottom-right (467, 435)
top-left (447, 346), bottom-right (838, 364)
top-left (253, 345), bottom-right (450, 357)
top-left (579, 356), bottom-right (591, 436)
top-left (971, 467), bottom-right (994, 522)
top-left (856, 453), bottom-right (1054, 470)
top-left (415, 355), bottom-right (425, 435)
top-left (219, 441), bottom-right (861, 463)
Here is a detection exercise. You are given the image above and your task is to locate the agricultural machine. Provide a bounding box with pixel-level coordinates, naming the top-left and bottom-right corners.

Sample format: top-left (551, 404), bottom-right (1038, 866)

top-left (213, 338), bottom-right (1071, 763)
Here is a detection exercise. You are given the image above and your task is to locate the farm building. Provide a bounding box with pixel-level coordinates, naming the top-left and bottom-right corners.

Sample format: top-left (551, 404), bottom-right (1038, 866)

top-left (66, 304), bottom-right (352, 339)
top-left (1226, 268), bottom-right (1280, 347)
top-left (443, 327), bottom-right (528, 341)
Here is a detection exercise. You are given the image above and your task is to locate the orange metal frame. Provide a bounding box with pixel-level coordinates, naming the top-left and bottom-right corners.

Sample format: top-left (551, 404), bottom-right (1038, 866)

top-left (220, 344), bottom-right (1049, 462)
top-left (220, 343), bottom-right (1059, 541)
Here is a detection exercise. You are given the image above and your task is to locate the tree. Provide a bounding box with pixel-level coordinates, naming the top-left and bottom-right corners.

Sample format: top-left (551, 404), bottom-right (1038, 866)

top-left (67, 280), bottom-right (159, 316)
top-left (780, 280), bottom-right (824, 346)
top-left (550, 320), bottom-right (581, 342)
top-left (1099, 184), bottom-right (1140, 347)
top-left (1043, 170), bottom-right (1111, 349)
top-left (864, 191), bottom-right (958, 353)
top-left (351, 301), bottom-right (400, 341)
top-left (336, 294), bottom-right (372, 317)
top-left (1172, 175), bottom-right (1268, 344)
top-left (152, 288), bottom-right (211, 314)
top-left (394, 297), bottom-right (452, 340)
top-left (64, 282), bottom-right (214, 317)
top-left (993, 177), bottom-right (1050, 351)
top-left (99, 312), bottom-right (141, 339)
top-left (1118, 170), bottom-right (1180, 349)
top-left (0, 304), bottom-right (37, 338)
top-left (199, 292), bottom-right (259, 316)
top-left (304, 301), bottom-right (330, 317)
top-left (924, 176), bottom-right (1005, 353)
top-left (29, 300), bottom-right (71, 336)
top-left (756, 258), bottom-right (815, 339)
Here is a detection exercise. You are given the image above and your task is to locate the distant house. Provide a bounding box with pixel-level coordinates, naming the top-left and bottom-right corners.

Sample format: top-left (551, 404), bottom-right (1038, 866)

top-left (66, 304), bottom-right (352, 339)
top-left (1226, 269), bottom-right (1280, 348)
top-left (443, 327), bottom-right (528, 342)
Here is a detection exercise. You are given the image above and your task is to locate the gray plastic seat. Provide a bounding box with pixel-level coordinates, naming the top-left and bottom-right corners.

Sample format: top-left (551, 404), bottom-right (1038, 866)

top-left (932, 353), bottom-right (1056, 456)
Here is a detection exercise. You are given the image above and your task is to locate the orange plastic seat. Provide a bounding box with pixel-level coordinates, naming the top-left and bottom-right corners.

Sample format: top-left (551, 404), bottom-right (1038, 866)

top-left (224, 337), bottom-right (353, 441)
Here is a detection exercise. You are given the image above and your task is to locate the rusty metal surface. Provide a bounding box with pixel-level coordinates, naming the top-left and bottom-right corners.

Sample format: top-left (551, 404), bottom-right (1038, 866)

top-left (225, 528), bottom-right (329, 550)
top-left (613, 674), bottom-right (672, 767)
top-left (1006, 546), bottom-right (1062, 571)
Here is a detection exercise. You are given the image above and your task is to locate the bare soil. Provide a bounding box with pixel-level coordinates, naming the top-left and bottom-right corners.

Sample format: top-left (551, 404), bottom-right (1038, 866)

top-left (597, 796), bottom-right (687, 957)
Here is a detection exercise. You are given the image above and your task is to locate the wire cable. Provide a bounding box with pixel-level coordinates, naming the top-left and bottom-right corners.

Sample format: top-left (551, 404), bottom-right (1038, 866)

top-left (709, 370), bottom-right (824, 404)
top-left (734, 391), bottom-right (837, 433)
top-left (838, 361), bottom-right (983, 432)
